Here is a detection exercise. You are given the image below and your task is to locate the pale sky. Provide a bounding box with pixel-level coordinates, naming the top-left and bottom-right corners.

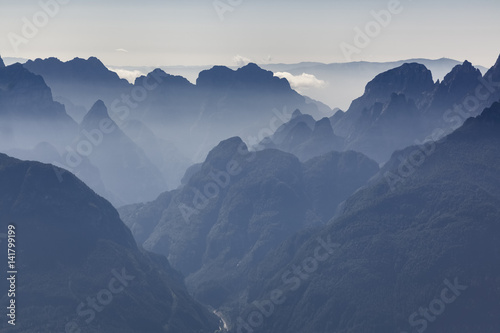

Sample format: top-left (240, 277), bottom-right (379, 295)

top-left (1, 0), bottom-right (499, 68)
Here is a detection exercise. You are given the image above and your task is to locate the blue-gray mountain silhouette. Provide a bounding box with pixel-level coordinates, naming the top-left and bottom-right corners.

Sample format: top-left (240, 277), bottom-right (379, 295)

top-left (78, 100), bottom-right (167, 205)
top-left (236, 102), bottom-right (500, 333)
top-left (0, 153), bottom-right (219, 333)
top-left (0, 61), bottom-right (77, 150)
top-left (119, 137), bottom-right (379, 311)
top-left (24, 57), bottom-right (131, 121)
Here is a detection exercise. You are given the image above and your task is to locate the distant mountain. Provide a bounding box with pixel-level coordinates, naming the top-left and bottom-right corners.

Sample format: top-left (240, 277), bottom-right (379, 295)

top-left (1, 59), bottom-right (175, 204)
top-left (119, 137), bottom-right (379, 314)
top-left (0, 153), bottom-right (219, 333)
top-left (77, 100), bottom-right (168, 205)
top-left (334, 62), bottom-right (435, 138)
top-left (425, 61), bottom-right (483, 117)
top-left (236, 102), bottom-right (500, 333)
top-left (0, 59), bottom-right (77, 150)
top-left (126, 63), bottom-right (330, 162)
top-left (262, 58), bottom-right (489, 109)
top-left (261, 63), bottom-right (438, 163)
top-left (22, 58), bottom-right (333, 181)
top-left (131, 68), bottom-right (199, 125)
top-left (342, 92), bottom-right (425, 163)
top-left (108, 58), bottom-right (489, 110)
top-left (260, 110), bottom-right (344, 161)
top-left (120, 119), bottom-right (192, 188)
top-left (482, 54), bottom-right (500, 106)
top-left (24, 57), bottom-right (132, 121)
top-left (262, 63), bottom-right (442, 164)
top-left (265, 57), bottom-right (500, 165)
top-left (0, 59), bottom-right (117, 203)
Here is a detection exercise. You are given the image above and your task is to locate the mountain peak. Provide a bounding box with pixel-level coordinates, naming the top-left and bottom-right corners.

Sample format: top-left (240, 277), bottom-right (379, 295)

top-left (25, 56), bottom-right (123, 84)
top-left (314, 117), bottom-right (334, 136)
top-left (493, 53), bottom-right (500, 68)
top-left (292, 109), bottom-right (303, 118)
top-left (204, 137), bottom-right (247, 170)
top-left (426, 60), bottom-right (483, 114)
top-left (82, 100), bottom-right (110, 125)
top-left (0, 56), bottom-right (5, 68)
top-left (462, 60), bottom-right (472, 67)
top-left (454, 102), bottom-right (500, 139)
top-left (287, 122), bottom-right (313, 147)
top-left (442, 60), bottom-right (480, 82)
top-left (235, 62), bottom-right (273, 79)
top-left (150, 68), bottom-right (168, 76)
top-left (138, 68), bottom-right (193, 87)
top-left (209, 136), bottom-right (246, 154)
top-left (484, 53), bottom-right (500, 80)
top-left (69, 56), bottom-right (108, 71)
top-left (240, 62), bottom-right (260, 70)
top-left (28, 57), bottom-right (62, 65)
top-left (359, 62), bottom-right (435, 107)
top-left (87, 56), bottom-right (104, 65)
top-left (196, 65), bottom-right (235, 87)
top-left (197, 62), bottom-right (292, 93)
top-left (476, 101), bottom-right (500, 123)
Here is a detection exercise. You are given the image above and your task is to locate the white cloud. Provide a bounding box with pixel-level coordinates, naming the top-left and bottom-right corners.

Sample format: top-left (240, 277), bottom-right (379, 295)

top-left (116, 48), bottom-right (129, 53)
top-left (274, 72), bottom-right (327, 92)
top-left (233, 55), bottom-right (252, 67)
top-left (109, 68), bottom-right (144, 84)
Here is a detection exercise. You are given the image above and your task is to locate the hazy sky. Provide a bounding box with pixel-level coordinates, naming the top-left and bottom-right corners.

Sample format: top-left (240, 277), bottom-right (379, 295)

top-left (1, 0), bottom-right (499, 68)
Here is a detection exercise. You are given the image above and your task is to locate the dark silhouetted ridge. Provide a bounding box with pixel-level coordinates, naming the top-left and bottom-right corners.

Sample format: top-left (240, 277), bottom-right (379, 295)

top-left (0, 154), bottom-right (219, 333)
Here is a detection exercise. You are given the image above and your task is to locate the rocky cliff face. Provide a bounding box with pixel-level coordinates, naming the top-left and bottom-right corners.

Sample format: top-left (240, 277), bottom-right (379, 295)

top-left (119, 137), bottom-right (379, 313)
top-left (0, 153), bottom-right (219, 333)
top-left (24, 57), bottom-right (132, 120)
top-left (0, 62), bottom-right (77, 150)
top-left (235, 102), bottom-right (500, 333)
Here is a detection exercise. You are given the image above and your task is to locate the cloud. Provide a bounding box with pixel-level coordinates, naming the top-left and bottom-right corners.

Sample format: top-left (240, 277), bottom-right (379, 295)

top-left (233, 55), bottom-right (252, 67)
top-left (116, 48), bottom-right (129, 53)
top-left (274, 72), bottom-right (327, 92)
top-left (108, 68), bottom-right (144, 84)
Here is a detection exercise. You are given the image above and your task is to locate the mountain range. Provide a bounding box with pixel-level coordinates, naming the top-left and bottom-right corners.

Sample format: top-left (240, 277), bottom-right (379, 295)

top-left (20, 57), bottom-right (333, 179)
top-left (63, 57), bottom-right (489, 110)
top-left (262, 58), bottom-right (489, 109)
top-left (1, 51), bottom-right (500, 332)
top-left (23, 57), bottom-right (132, 122)
top-left (234, 101), bottom-right (500, 333)
top-left (119, 138), bottom-right (379, 313)
top-left (0, 61), bottom-right (77, 151)
top-left (0, 60), bottom-right (172, 206)
top-left (11, 56), bottom-right (489, 110)
top-left (261, 55), bottom-right (500, 164)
